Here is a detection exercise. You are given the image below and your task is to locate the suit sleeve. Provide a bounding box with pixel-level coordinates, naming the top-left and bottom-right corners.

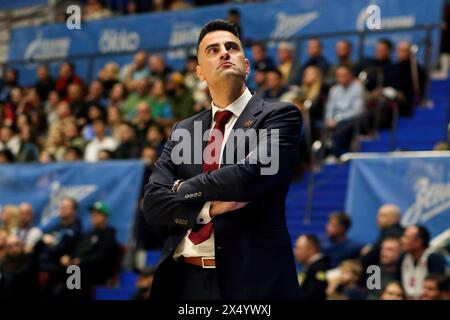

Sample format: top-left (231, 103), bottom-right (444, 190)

top-left (142, 121), bottom-right (205, 228)
top-left (176, 104), bottom-right (302, 203)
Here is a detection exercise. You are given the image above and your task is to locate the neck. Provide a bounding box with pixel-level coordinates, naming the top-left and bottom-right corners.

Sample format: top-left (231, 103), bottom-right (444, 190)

top-left (210, 81), bottom-right (246, 108)
top-left (411, 248), bottom-right (425, 261)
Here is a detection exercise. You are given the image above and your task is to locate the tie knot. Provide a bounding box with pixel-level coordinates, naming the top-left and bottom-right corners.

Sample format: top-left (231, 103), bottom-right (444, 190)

top-left (214, 110), bottom-right (233, 127)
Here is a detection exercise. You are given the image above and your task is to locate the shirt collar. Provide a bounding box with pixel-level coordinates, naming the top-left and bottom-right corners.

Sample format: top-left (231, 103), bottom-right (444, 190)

top-left (211, 87), bottom-right (252, 121)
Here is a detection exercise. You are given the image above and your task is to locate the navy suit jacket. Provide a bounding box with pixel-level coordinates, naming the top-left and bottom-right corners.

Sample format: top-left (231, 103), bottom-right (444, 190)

top-left (142, 93), bottom-right (302, 299)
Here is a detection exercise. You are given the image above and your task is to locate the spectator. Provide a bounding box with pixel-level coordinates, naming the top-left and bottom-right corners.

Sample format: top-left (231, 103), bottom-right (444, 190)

top-left (120, 50), bottom-right (149, 92)
top-left (398, 225), bottom-right (447, 299)
top-left (122, 78), bottom-right (152, 119)
top-left (132, 267), bottom-right (155, 300)
top-left (379, 280), bottom-right (406, 300)
top-left (383, 41), bottom-right (426, 116)
top-left (64, 146), bottom-right (83, 162)
top-left (325, 65), bottom-right (365, 157)
top-left (114, 121), bottom-right (141, 159)
top-left (38, 150), bottom-right (56, 163)
top-left (85, 80), bottom-right (107, 109)
top-left (141, 145), bottom-right (158, 167)
top-left (34, 197), bottom-right (82, 298)
top-left (0, 149), bottom-right (15, 163)
top-left (366, 236), bottom-right (402, 299)
top-left (1, 205), bottom-right (19, 233)
top-left (294, 234), bottom-right (330, 300)
top-left (1, 87), bottom-right (23, 127)
top-left (44, 126), bottom-right (67, 161)
top-left (59, 201), bottom-right (119, 299)
top-left (63, 119), bottom-right (87, 154)
top-left (227, 8), bottom-right (243, 41)
top-left (169, 0), bottom-right (192, 10)
top-left (18, 87), bottom-right (43, 115)
top-left (327, 40), bottom-right (356, 84)
top-left (361, 204), bottom-right (404, 269)
top-left (84, 0), bottom-right (113, 20)
top-left (16, 125), bottom-right (40, 162)
top-left (277, 42), bottom-right (302, 86)
top-left (261, 68), bottom-right (288, 101)
top-left (148, 54), bottom-right (173, 81)
top-left (84, 118), bottom-right (118, 162)
top-left (0, 125), bottom-right (21, 158)
top-left (420, 274), bottom-right (448, 300)
top-left (10, 203), bottom-right (42, 253)
top-left (166, 72), bottom-right (196, 120)
top-left (0, 234), bottom-right (39, 300)
top-left (34, 65), bottom-right (54, 101)
top-left (66, 83), bottom-right (86, 125)
top-left (55, 62), bottom-right (85, 100)
top-left (133, 101), bottom-right (155, 145)
top-left (327, 259), bottom-right (367, 300)
top-left (302, 38), bottom-right (330, 81)
top-left (149, 78), bottom-right (174, 126)
top-left (360, 38), bottom-right (393, 91)
top-left (251, 41), bottom-right (276, 73)
top-left (145, 124), bottom-right (166, 156)
top-left (0, 229), bottom-right (8, 263)
top-left (109, 82), bottom-right (128, 110)
top-left (82, 105), bottom-right (108, 141)
top-left (107, 105), bottom-right (124, 141)
top-left (97, 149), bottom-right (114, 161)
top-left (320, 211), bottom-right (363, 268)
top-left (0, 68), bottom-right (19, 104)
top-left (97, 62), bottom-right (119, 98)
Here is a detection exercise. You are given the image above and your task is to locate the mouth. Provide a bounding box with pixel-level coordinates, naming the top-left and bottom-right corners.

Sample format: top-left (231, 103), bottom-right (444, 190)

top-left (218, 61), bottom-right (234, 69)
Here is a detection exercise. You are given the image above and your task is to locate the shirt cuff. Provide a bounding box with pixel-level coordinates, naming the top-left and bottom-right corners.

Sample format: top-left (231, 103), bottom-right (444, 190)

top-left (196, 201), bottom-right (212, 224)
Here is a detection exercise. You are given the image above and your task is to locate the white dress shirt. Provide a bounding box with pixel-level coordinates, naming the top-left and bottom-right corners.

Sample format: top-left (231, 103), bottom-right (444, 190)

top-left (173, 87), bottom-right (253, 260)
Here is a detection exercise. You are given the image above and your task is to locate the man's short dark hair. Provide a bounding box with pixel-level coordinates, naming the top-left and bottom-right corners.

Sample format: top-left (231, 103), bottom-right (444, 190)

top-left (415, 225), bottom-right (430, 248)
top-left (197, 19), bottom-right (240, 53)
top-left (329, 211), bottom-right (352, 231)
top-left (425, 274), bottom-right (448, 291)
top-left (378, 38), bottom-right (393, 51)
top-left (303, 234), bottom-right (321, 252)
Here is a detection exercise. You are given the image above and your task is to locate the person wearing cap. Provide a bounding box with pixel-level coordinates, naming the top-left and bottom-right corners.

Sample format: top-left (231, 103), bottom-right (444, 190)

top-left (59, 201), bottom-right (119, 299)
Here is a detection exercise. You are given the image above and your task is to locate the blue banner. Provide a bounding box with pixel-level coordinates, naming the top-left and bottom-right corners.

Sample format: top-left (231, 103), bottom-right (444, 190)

top-left (7, 0), bottom-right (444, 85)
top-left (346, 155), bottom-right (450, 244)
top-left (0, 160), bottom-right (145, 245)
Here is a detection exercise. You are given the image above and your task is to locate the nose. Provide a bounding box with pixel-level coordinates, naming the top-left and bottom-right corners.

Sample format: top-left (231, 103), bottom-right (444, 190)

top-left (219, 45), bottom-right (230, 60)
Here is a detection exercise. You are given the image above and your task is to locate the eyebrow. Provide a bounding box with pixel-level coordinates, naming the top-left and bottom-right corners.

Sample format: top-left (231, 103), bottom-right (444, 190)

top-left (204, 41), bottom-right (240, 52)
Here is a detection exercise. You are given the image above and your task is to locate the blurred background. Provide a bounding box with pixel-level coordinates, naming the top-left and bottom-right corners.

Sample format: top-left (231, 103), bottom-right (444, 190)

top-left (0, 0), bottom-right (449, 301)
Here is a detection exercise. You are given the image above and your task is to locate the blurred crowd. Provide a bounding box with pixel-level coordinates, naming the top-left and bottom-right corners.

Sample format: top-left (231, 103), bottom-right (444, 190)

top-left (1, 21), bottom-right (448, 299)
top-left (294, 205), bottom-right (449, 300)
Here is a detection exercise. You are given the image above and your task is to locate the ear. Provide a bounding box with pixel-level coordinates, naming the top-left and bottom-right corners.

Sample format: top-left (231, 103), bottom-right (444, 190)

top-left (244, 58), bottom-right (250, 76)
top-left (196, 65), bottom-right (205, 81)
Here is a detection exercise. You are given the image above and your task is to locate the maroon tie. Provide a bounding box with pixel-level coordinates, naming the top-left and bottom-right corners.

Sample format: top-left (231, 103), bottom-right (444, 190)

top-left (188, 110), bottom-right (233, 245)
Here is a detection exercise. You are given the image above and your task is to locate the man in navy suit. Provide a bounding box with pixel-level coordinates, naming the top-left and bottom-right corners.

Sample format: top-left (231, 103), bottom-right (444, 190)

top-left (142, 19), bottom-right (302, 300)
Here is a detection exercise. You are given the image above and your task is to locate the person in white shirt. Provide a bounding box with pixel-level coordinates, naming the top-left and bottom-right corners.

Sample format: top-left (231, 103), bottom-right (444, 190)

top-left (84, 118), bottom-right (117, 162)
top-left (11, 202), bottom-right (42, 253)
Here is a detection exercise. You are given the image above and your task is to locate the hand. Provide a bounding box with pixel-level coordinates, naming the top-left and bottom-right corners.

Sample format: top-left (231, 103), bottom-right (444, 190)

top-left (209, 201), bottom-right (249, 217)
top-left (326, 119), bottom-right (337, 129)
top-left (42, 234), bottom-right (56, 247)
top-left (60, 255), bottom-right (71, 267)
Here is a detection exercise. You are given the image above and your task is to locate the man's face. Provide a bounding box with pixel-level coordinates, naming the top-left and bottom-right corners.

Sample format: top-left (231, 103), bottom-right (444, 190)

top-left (308, 40), bottom-right (321, 58)
top-left (18, 204), bottom-right (33, 228)
top-left (381, 283), bottom-right (404, 300)
top-left (326, 217), bottom-right (343, 239)
top-left (396, 42), bottom-right (411, 62)
top-left (265, 71), bottom-right (282, 90)
top-left (196, 30), bottom-right (249, 87)
top-left (380, 239), bottom-right (401, 266)
top-left (6, 236), bottom-right (23, 257)
top-left (251, 45), bottom-right (265, 62)
top-left (421, 280), bottom-right (441, 300)
top-left (294, 236), bottom-right (311, 265)
top-left (90, 211), bottom-right (107, 228)
top-left (375, 42), bottom-right (391, 61)
top-left (60, 199), bottom-right (76, 220)
top-left (336, 68), bottom-right (352, 86)
top-left (401, 226), bottom-right (419, 253)
top-left (336, 41), bottom-right (350, 60)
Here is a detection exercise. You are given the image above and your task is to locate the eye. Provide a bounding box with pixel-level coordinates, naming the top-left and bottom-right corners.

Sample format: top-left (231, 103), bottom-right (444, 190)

top-left (207, 47), bottom-right (219, 54)
top-left (226, 43), bottom-right (239, 51)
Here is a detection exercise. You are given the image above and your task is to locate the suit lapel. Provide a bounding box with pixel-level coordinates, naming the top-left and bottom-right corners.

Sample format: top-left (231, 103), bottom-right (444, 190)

top-left (221, 94), bottom-right (264, 167)
top-left (191, 109), bottom-right (212, 176)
